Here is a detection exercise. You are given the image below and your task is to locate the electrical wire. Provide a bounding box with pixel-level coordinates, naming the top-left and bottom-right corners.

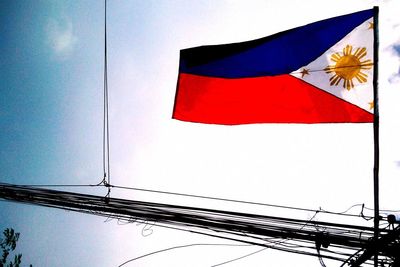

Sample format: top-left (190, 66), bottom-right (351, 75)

top-left (4, 183), bottom-right (390, 266)
top-left (0, 182), bottom-right (376, 221)
top-left (101, 0), bottom-right (111, 197)
top-left (117, 243), bottom-right (250, 267)
top-left (210, 247), bottom-right (267, 267)
top-left (1, 183), bottom-right (384, 266)
top-left (109, 184), bottom-right (374, 220)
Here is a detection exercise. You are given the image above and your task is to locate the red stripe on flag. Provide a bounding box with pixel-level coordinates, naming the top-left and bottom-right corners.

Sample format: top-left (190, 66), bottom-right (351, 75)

top-left (173, 73), bottom-right (373, 124)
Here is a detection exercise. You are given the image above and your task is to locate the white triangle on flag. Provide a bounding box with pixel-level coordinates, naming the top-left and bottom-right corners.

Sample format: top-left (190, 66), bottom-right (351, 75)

top-left (290, 18), bottom-right (374, 113)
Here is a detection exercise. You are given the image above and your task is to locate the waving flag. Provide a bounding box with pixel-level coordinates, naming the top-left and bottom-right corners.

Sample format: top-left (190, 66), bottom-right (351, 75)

top-left (172, 9), bottom-right (375, 125)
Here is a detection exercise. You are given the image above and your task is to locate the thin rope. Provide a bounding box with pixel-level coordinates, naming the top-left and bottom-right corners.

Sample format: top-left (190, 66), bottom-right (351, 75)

top-left (290, 63), bottom-right (377, 76)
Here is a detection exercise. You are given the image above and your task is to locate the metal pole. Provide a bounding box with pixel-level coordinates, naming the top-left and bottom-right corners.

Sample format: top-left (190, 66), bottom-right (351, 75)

top-left (373, 6), bottom-right (380, 267)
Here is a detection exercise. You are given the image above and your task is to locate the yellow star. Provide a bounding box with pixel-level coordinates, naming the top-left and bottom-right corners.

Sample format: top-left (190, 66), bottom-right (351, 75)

top-left (368, 101), bottom-right (374, 110)
top-left (300, 68), bottom-right (310, 78)
top-left (368, 22), bottom-right (374, 30)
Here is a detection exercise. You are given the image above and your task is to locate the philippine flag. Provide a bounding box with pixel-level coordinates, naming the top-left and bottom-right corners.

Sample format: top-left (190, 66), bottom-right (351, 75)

top-left (172, 9), bottom-right (376, 125)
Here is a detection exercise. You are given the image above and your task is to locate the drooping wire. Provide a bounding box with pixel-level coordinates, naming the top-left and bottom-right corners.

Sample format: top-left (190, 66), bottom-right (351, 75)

top-left (319, 203), bottom-right (364, 215)
top-left (210, 232), bottom-right (298, 267)
top-left (339, 247), bottom-right (364, 267)
top-left (210, 247), bottom-right (267, 267)
top-left (117, 243), bottom-right (250, 267)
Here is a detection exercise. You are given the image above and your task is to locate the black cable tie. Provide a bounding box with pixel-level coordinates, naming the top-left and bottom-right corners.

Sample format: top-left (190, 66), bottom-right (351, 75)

top-left (104, 187), bottom-right (111, 204)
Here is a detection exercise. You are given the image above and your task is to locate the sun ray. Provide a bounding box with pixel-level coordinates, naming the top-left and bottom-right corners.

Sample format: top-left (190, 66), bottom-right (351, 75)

top-left (331, 53), bottom-right (341, 62)
top-left (360, 60), bottom-right (373, 69)
top-left (358, 72), bottom-right (367, 78)
top-left (355, 72), bottom-right (367, 83)
top-left (355, 75), bottom-right (363, 83)
top-left (354, 47), bottom-right (367, 59)
top-left (357, 72), bottom-right (368, 79)
top-left (329, 75), bottom-right (341, 86)
top-left (344, 44), bottom-right (352, 55)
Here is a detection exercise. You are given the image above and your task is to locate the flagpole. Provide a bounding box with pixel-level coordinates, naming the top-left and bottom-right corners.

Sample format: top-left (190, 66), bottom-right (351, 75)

top-left (372, 6), bottom-right (380, 267)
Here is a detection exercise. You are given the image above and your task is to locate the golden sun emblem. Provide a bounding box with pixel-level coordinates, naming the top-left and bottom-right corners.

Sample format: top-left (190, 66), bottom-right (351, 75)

top-left (324, 44), bottom-right (373, 90)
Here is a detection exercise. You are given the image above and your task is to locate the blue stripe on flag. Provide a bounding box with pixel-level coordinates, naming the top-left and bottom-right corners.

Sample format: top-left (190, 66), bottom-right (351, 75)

top-left (179, 9), bottom-right (373, 78)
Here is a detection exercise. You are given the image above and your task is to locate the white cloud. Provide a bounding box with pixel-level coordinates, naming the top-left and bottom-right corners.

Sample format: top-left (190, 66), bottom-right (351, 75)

top-left (46, 17), bottom-right (78, 60)
top-left (388, 41), bottom-right (400, 83)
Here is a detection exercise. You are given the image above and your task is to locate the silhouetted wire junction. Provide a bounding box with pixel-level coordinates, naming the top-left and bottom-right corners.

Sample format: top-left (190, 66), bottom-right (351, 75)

top-left (1, 183), bottom-right (399, 266)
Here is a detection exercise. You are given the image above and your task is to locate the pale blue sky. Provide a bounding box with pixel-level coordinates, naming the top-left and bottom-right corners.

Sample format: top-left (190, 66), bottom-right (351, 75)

top-left (1, 0), bottom-right (400, 266)
top-left (0, 0), bottom-right (104, 186)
